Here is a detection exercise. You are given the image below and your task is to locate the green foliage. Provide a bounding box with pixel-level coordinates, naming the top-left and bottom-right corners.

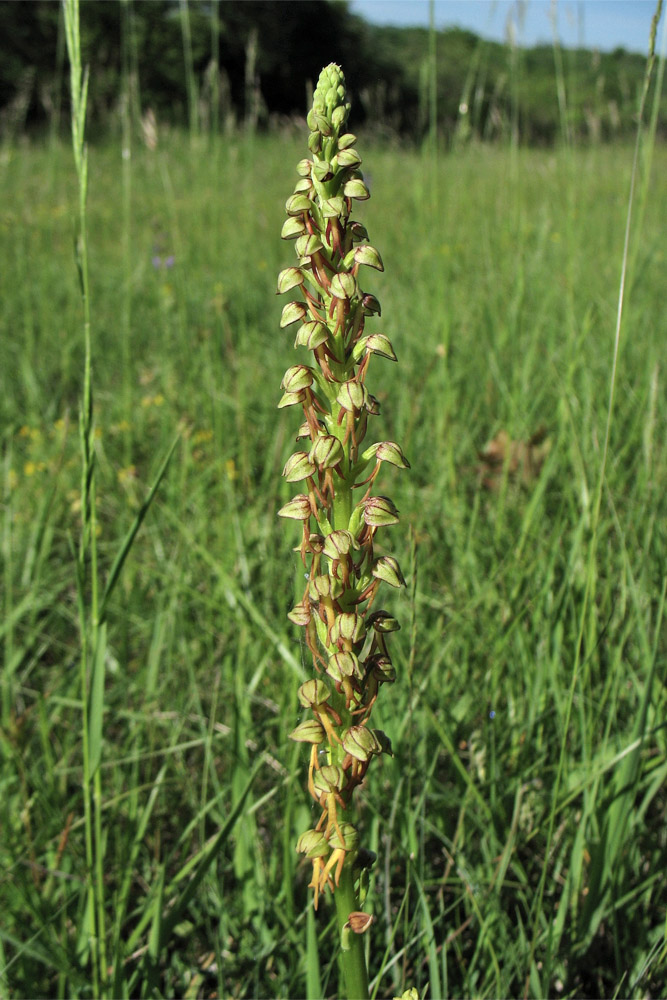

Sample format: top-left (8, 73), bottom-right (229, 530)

top-left (0, 0), bottom-right (664, 144)
top-left (1, 125), bottom-right (665, 997)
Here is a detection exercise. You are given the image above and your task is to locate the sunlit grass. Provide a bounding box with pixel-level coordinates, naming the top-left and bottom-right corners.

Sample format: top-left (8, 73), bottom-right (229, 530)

top-left (1, 126), bottom-right (666, 997)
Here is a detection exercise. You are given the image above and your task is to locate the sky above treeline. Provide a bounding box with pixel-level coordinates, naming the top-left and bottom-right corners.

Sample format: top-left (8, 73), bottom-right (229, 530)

top-left (349, 1), bottom-right (666, 55)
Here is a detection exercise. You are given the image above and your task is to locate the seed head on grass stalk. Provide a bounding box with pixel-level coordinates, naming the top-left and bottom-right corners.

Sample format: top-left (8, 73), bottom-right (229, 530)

top-left (276, 63), bottom-right (409, 988)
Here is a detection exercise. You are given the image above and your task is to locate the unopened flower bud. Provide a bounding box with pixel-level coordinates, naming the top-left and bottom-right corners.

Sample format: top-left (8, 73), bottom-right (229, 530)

top-left (331, 104), bottom-right (347, 128)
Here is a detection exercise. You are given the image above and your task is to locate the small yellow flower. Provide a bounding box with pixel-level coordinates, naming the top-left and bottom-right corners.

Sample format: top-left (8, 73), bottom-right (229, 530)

top-left (111, 420), bottom-right (131, 434)
top-left (117, 465), bottom-right (137, 486)
top-left (24, 460), bottom-right (46, 476)
top-left (193, 429), bottom-right (214, 445)
top-left (141, 393), bottom-right (165, 409)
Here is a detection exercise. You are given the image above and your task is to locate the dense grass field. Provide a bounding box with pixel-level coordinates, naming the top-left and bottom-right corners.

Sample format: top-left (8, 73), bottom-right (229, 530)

top-left (1, 125), bottom-right (666, 998)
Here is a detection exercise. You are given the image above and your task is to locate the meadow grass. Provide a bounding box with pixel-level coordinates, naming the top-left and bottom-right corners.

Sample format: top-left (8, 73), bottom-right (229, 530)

top-left (1, 124), bottom-right (666, 998)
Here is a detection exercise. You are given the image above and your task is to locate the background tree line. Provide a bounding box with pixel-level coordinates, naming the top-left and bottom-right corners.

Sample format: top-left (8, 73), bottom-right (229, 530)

top-left (0, 0), bottom-right (663, 145)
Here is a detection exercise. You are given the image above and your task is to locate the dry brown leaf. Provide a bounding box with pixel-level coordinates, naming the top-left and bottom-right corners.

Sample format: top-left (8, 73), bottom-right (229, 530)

top-left (478, 426), bottom-right (551, 490)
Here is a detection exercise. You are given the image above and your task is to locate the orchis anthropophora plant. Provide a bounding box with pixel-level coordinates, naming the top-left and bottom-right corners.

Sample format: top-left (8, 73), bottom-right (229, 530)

top-left (277, 64), bottom-right (409, 996)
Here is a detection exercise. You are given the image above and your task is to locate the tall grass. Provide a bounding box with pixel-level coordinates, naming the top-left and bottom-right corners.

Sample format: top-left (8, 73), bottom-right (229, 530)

top-left (1, 23), bottom-right (666, 1000)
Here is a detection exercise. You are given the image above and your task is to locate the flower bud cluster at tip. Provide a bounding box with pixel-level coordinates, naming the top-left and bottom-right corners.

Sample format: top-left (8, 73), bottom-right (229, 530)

top-left (276, 64), bottom-right (409, 911)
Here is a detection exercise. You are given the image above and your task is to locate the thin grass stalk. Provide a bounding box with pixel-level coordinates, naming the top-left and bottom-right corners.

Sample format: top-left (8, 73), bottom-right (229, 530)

top-left (210, 0), bottom-right (221, 138)
top-left (63, 0), bottom-right (106, 991)
top-left (120, 0), bottom-right (134, 463)
top-left (524, 4), bottom-right (664, 992)
top-left (426, 0), bottom-right (438, 213)
top-left (2, 441), bottom-right (14, 728)
top-left (549, 4), bottom-right (572, 147)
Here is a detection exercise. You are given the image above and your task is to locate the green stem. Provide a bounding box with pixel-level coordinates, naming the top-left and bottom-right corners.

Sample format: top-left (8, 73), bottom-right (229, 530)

top-left (334, 863), bottom-right (369, 1000)
top-left (64, 1), bottom-right (106, 990)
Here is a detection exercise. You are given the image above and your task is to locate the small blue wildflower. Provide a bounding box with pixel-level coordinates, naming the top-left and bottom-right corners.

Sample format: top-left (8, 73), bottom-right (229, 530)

top-left (152, 254), bottom-right (175, 270)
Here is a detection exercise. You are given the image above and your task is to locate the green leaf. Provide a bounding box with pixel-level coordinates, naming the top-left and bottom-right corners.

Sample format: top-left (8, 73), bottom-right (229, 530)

top-left (88, 621), bottom-right (107, 778)
top-left (99, 436), bottom-right (179, 624)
